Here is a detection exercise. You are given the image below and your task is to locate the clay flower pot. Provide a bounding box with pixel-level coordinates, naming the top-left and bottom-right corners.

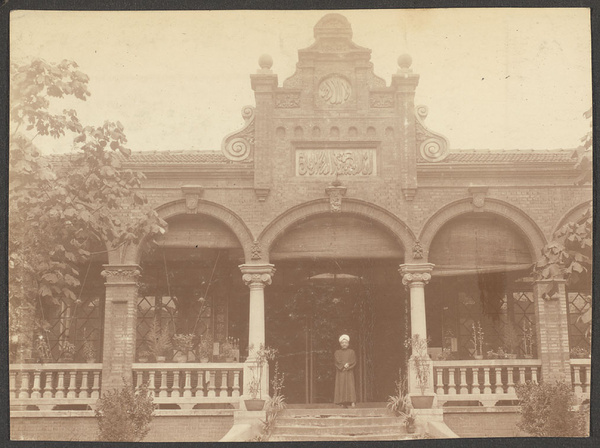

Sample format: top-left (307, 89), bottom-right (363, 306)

top-left (410, 395), bottom-right (434, 409)
top-left (245, 399), bottom-right (266, 411)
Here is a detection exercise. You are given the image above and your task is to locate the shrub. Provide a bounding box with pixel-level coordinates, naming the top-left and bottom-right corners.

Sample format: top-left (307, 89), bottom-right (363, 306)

top-left (95, 381), bottom-right (155, 442)
top-left (516, 380), bottom-right (588, 437)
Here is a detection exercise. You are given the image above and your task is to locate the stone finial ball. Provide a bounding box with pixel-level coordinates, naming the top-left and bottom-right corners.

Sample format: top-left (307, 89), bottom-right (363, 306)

top-left (397, 53), bottom-right (413, 69)
top-left (258, 54), bottom-right (273, 69)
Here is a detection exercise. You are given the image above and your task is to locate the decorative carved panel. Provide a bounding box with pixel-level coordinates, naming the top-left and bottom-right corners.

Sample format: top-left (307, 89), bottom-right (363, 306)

top-left (369, 92), bottom-right (394, 108)
top-left (296, 148), bottom-right (376, 176)
top-left (275, 92), bottom-right (301, 108)
top-left (318, 75), bottom-right (352, 105)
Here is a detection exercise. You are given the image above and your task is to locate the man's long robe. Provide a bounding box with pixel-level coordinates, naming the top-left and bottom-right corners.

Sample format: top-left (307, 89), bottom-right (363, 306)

top-left (333, 348), bottom-right (357, 404)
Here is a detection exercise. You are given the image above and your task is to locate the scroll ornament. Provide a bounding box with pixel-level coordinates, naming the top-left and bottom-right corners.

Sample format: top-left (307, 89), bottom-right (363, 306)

top-left (402, 272), bottom-right (431, 286)
top-left (242, 273), bottom-right (273, 287)
top-left (221, 106), bottom-right (255, 162)
top-left (415, 105), bottom-right (450, 163)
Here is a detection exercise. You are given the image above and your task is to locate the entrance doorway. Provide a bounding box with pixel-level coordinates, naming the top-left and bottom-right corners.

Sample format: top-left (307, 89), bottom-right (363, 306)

top-left (265, 259), bottom-right (407, 404)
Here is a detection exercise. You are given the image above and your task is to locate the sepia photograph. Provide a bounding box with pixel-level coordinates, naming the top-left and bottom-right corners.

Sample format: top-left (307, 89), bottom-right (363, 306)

top-left (7, 7), bottom-right (593, 442)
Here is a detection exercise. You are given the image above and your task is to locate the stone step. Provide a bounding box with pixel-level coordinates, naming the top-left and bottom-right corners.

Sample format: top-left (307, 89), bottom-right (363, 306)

top-left (279, 408), bottom-right (391, 417)
top-left (276, 415), bottom-right (400, 426)
top-left (269, 433), bottom-right (417, 442)
top-left (272, 424), bottom-right (405, 436)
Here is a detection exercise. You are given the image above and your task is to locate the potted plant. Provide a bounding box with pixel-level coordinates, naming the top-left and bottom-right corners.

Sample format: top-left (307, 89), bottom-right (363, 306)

top-left (522, 321), bottom-right (535, 359)
top-left (404, 410), bottom-right (417, 434)
top-left (471, 321), bottom-right (484, 360)
top-left (245, 343), bottom-right (277, 411)
top-left (147, 318), bottom-right (172, 362)
top-left (137, 350), bottom-right (151, 363)
top-left (196, 334), bottom-right (212, 363)
top-left (404, 334), bottom-right (434, 409)
top-left (172, 333), bottom-right (195, 362)
top-left (221, 337), bottom-right (236, 362)
top-left (503, 322), bottom-right (521, 359)
top-left (569, 346), bottom-right (589, 359)
top-left (60, 341), bottom-right (76, 362)
top-left (82, 339), bottom-right (97, 363)
top-left (35, 335), bottom-right (52, 363)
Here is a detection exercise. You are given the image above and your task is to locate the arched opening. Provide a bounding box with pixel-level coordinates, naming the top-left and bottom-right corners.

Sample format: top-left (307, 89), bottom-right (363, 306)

top-left (265, 213), bottom-right (408, 404)
top-left (426, 212), bottom-right (537, 360)
top-left (136, 214), bottom-right (249, 364)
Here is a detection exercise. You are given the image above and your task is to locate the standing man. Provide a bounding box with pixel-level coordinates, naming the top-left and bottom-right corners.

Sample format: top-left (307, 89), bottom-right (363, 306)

top-left (334, 334), bottom-right (357, 408)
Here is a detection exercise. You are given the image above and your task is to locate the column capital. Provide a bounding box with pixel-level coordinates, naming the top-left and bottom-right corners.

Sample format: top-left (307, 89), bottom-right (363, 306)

top-left (239, 264), bottom-right (276, 288)
top-left (101, 264), bottom-right (141, 285)
top-left (399, 263), bottom-right (435, 286)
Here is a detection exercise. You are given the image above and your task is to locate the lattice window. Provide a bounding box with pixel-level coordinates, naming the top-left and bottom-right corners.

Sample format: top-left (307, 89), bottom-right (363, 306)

top-left (511, 292), bottom-right (537, 357)
top-left (566, 291), bottom-right (592, 351)
top-left (43, 264), bottom-right (105, 362)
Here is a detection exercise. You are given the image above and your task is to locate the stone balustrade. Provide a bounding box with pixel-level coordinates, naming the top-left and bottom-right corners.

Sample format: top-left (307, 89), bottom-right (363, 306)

top-left (570, 358), bottom-right (591, 401)
top-left (132, 362), bottom-right (244, 410)
top-left (9, 363), bottom-right (102, 411)
top-left (433, 359), bottom-right (542, 406)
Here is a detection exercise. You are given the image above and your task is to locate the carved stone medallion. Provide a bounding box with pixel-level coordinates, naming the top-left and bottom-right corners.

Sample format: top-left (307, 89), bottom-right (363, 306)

top-left (319, 75), bottom-right (351, 105)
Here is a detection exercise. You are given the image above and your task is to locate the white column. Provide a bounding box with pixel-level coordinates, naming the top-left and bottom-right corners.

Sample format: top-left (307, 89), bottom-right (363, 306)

top-left (239, 263), bottom-right (276, 402)
top-left (400, 263), bottom-right (434, 396)
top-left (400, 263), bottom-right (434, 344)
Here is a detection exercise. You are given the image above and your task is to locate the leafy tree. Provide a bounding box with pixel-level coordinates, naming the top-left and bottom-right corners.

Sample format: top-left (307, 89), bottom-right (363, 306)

top-left (533, 109), bottom-right (592, 342)
top-left (516, 380), bottom-right (588, 437)
top-left (95, 380), bottom-right (155, 442)
top-left (9, 58), bottom-right (167, 361)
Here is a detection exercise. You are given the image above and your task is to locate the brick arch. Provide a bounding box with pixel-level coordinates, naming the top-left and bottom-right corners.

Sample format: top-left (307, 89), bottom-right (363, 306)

top-left (418, 198), bottom-right (547, 262)
top-left (551, 200), bottom-right (592, 238)
top-left (258, 198), bottom-right (416, 262)
top-left (123, 199), bottom-right (255, 264)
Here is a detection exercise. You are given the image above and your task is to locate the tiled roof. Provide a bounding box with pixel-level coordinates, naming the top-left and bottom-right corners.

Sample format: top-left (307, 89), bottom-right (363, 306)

top-left (438, 149), bottom-right (576, 164)
top-left (123, 150), bottom-right (245, 165)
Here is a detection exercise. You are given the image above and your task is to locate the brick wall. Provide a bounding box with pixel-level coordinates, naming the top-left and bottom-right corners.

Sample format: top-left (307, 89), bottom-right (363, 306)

top-left (10, 412), bottom-right (234, 442)
top-left (443, 407), bottom-right (527, 438)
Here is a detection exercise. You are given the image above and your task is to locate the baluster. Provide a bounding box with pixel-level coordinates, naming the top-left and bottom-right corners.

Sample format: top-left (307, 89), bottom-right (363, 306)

top-left (483, 368), bottom-right (492, 394)
top-left (149, 371), bottom-right (156, 397)
top-left (55, 371), bottom-right (65, 398)
top-left (459, 368), bottom-right (468, 394)
top-left (506, 367), bottom-right (515, 394)
top-left (584, 366), bottom-right (591, 393)
top-left (172, 371), bottom-right (181, 397)
top-left (91, 371), bottom-right (101, 399)
top-left (518, 367), bottom-right (526, 384)
top-left (183, 370), bottom-right (192, 397)
top-left (435, 368), bottom-right (444, 395)
top-left (472, 368), bottom-right (480, 394)
top-left (220, 370), bottom-right (229, 397)
top-left (19, 372), bottom-right (30, 398)
top-left (31, 370), bottom-right (42, 398)
top-left (10, 371), bottom-right (17, 399)
top-left (447, 368), bottom-right (456, 395)
top-left (67, 371), bottom-right (77, 398)
top-left (43, 372), bottom-right (54, 398)
top-left (208, 371), bottom-right (216, 397)
top-left (531, 367), bottom-right (538, 384)
top-left (79, 371), bottom-right (89, 398)
top-left (195, 371), bottom-right (205, 397)
top-left (494, 367), bottom-right (504, 394)
top-left (159, 371), bottom-right (168, 397)
top-left (573, 366), bottom-right (582, 394)
top-left (136, 371), bottom-right (143, 388)
top-left (232, 370), bottom-right (240, 397)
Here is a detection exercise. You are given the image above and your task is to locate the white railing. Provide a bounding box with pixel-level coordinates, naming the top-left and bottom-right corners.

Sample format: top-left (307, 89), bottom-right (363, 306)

top-left (570, 358), bottom-right (591, 401)
top-left (9, 363), bottom-right (102, 411)
top-left (433, 359), bottom-right (542, 406)
top-left (132, 362), bottom-right (243, 410)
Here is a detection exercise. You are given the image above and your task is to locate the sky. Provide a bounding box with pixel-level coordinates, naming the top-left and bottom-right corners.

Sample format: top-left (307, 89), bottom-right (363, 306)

top-left (10, 9), bottom-right (592, 154)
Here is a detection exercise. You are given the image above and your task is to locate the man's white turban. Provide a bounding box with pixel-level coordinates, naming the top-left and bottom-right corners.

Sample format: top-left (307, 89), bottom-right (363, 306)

top-left (339, 334), bottom-right (350, 343)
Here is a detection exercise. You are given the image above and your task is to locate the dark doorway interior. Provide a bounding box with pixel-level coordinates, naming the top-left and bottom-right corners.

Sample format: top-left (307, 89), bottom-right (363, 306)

top-left (265, 259), bottom-right (407, 404)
